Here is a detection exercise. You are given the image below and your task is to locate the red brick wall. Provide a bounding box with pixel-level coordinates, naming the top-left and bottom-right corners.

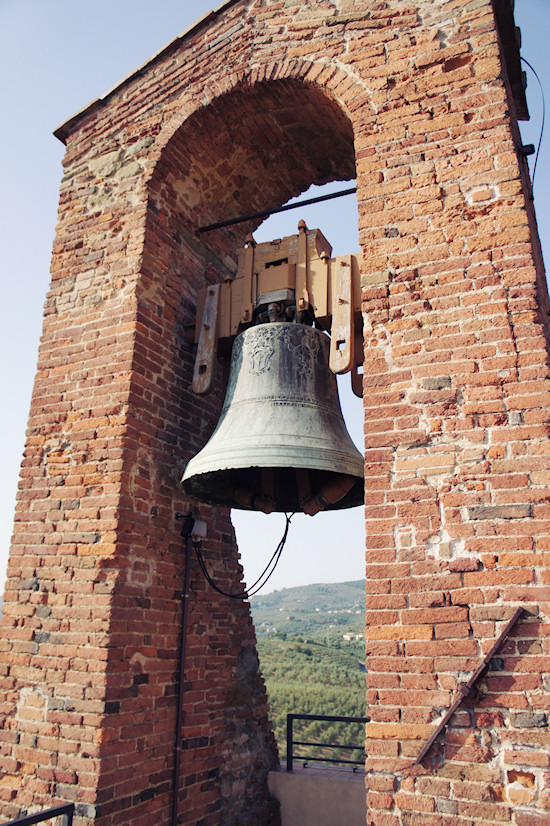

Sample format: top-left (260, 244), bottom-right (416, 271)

top-left (1, 0), bottom-right (549, 824)
top-left (356, 1), bottom-right (550, 822)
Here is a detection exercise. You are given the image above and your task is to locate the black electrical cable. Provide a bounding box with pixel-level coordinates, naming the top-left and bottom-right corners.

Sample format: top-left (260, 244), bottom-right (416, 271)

top-left (195, 535), bottom-right (281, 599)
top-left (194, 513), bottom-right (291, 599)
top-left (521, 56), bottom-right (546, 193)
top-left (171, 515), bottom-right (195, 826)
top-left (194, 513), bottom-right (293, 599)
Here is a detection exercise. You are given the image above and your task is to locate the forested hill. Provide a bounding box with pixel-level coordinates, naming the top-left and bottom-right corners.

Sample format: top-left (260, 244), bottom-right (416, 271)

top-left (250, 581), bottom-right (367, 760)
top-left (250, 580), bottom-right (364, 643)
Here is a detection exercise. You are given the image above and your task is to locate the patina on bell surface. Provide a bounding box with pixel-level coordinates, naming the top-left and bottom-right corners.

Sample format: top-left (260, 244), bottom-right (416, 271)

top-left (181, 322), bottom-right (364, 513)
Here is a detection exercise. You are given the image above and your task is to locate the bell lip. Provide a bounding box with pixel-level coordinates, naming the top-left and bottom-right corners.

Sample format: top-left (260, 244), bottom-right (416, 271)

top-left (181, 447), bottom-right (364, 485)
top-left (180, 469), bottom-right (365, 513)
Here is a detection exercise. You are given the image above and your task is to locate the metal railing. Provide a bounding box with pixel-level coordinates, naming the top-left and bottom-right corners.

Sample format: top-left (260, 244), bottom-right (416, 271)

top-left (286, 713), bottom-right (369, 772)
top-left (1, 803), bottom-right (74, 826)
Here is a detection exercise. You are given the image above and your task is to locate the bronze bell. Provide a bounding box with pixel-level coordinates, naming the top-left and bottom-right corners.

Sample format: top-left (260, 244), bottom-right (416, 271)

top-left (181, 322), bottom-right (364, 514)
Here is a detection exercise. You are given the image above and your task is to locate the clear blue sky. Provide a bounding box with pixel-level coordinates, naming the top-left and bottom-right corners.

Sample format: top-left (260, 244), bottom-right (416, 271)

top-left (0, 0), bottom-right (548, 595)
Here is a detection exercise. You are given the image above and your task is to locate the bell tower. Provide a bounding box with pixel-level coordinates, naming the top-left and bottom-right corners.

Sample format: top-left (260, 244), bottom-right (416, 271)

top-left (2, 0), bottom-right (550, 824)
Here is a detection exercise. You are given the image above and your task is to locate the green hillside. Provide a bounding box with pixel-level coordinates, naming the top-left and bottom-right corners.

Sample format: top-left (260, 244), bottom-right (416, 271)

top-left (250, 579), bottom-right (364, 644)
top-left (250, 581), bottom-right (367, 764)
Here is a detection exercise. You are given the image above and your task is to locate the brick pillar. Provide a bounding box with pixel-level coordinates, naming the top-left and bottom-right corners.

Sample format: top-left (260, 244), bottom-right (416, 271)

top-left (1, 1), bottom-right (549, 824)
top-left (0, 94), bottom-right (283, 825)
top-left (356, 2), bottom-right (550, 823)
top-left (0, 6), bottom-right (357, 824)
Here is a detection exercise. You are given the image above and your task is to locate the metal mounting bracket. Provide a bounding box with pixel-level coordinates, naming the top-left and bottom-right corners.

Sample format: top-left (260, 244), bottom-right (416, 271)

top-left (190, 224), bottom-right (364, 396)
top-left (192, 283), bottom-right (220, 395)
top-left (415, 606), bottom-right (526, 766)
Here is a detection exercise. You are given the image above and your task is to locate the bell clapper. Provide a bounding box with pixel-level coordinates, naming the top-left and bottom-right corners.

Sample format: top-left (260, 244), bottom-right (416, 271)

top-left (300, 473), bottom-right (356, 517)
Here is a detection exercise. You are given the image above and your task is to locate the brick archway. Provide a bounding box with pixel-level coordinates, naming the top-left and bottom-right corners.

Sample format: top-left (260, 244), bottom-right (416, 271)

top-left (0, 64), bottom-right (365, 825)
top-left (148, 75), bottom-right (357, 243)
